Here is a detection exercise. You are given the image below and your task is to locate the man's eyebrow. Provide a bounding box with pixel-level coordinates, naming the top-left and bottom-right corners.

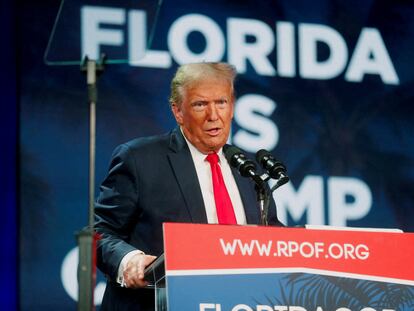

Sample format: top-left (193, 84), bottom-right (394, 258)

top-left (214, 97), bottom-right (229, 102)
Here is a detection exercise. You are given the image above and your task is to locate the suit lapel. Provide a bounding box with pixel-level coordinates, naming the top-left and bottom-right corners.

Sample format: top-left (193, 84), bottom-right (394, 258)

top-left (167, 128), bottom-right (207, 223)
top-left (167, 128), bottom-right (259, 224)
top-left (231, 166), bottom-right (261, 224)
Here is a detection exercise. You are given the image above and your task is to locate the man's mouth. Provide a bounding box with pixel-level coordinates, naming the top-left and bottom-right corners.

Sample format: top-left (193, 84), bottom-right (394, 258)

top-left (206, 127), bottom-right (221, 136)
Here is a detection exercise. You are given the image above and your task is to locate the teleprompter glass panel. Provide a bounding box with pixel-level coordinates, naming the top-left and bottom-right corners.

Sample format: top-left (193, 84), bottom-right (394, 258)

top-left (44, 0), bottom-right (163, 66)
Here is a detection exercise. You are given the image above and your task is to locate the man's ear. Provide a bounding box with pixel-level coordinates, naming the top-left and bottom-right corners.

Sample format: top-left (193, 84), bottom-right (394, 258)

top-left (171, 103), bottom-right (183, 125)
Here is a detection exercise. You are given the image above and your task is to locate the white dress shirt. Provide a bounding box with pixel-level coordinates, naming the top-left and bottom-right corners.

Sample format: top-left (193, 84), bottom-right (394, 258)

top-left (184, 135), bottom-right (246, 225)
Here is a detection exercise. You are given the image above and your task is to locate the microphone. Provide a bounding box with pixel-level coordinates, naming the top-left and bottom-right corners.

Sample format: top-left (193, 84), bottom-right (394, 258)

top-left (223, 145), bottom-right (257, 178)
top-left (256, 149), bottom-right (289, 184)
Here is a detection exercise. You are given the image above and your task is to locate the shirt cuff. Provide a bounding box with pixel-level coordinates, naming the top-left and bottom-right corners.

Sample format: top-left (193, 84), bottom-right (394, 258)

top-left (116, 249), bottom-right (145, 286)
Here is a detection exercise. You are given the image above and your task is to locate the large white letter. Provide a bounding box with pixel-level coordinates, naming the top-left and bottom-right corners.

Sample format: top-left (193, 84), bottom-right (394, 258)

top-left (232, 305), bottom-right (253, 311)
top-left (128, 10), bottom-right (171, 68)
top-left (61, 247), bottom-right (106, 305)
top-left (276, 22), bottom-right (296, 77)
top-left (228, 18), bottom-right (276, 75)
top-left (328, 177), bottom-right (372, 226)
top-left (273, 175), bottom-right (324, 225)
top-left (233, 94), bottom-right (279, 152)
top-left (200, 303), bottom-right (220, 311)
top-left (345, 28), bottom-right (399, 85)
top-left (81, 6), bottom-right (125, 60)
top-left (299, 23), bottom-right (348, 79)
top-left (168, 14), bottom-right (225, 64)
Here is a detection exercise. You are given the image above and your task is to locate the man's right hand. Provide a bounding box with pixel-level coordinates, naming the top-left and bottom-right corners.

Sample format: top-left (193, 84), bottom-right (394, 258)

top-left (122, 253), bottom-right (157, 288)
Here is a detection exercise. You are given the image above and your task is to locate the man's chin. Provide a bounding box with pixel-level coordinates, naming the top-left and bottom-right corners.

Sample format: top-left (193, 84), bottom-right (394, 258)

top-left (205, 138), bottom-right (227, 152)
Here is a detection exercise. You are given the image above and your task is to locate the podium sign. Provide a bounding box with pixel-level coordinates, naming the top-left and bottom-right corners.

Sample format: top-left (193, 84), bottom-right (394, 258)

top-left (163, 223), bottom-right (414, 311)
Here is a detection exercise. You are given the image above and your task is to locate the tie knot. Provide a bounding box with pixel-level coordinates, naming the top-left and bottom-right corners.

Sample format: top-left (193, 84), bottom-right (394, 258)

top-left (206, 152), bottom-right (219, 164)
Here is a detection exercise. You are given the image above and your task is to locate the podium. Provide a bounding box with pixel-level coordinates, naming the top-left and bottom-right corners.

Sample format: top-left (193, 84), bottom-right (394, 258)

top-left (146, 223), bottom-right (414, 311)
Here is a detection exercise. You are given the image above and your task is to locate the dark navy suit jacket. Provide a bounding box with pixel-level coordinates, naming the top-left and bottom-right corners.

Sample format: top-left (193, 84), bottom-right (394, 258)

top-left (95, 128), bottom-right (283, 310)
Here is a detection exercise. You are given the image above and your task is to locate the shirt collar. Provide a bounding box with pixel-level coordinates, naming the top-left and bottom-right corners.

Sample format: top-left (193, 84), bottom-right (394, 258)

top-left (180, 127), bottom-right (224, 163)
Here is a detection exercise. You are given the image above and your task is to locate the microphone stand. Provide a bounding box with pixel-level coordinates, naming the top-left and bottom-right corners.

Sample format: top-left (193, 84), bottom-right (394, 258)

top-left (251, 173), bottom-right (271, 226)
top-left (270, 174), bottom-right (290, 193)
top-left (256, 185), bottom-right (269, 226)
top-left (77, 55), bottom-right (106, 311)
top-left (253, 172), bottom-right (289, 226)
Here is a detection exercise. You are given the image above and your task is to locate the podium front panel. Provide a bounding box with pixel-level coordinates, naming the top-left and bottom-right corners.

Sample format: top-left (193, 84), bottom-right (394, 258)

top-left (163, 223), bottom-right (414, 311)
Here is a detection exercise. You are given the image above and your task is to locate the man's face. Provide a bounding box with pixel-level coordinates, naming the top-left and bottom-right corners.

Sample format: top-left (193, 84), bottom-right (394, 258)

top-left (172, 78), bottom-right (234, 154)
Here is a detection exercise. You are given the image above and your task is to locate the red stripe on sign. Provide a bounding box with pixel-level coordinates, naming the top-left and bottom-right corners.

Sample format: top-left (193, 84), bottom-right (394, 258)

top-left (162, 223), bottom-right (414, 283)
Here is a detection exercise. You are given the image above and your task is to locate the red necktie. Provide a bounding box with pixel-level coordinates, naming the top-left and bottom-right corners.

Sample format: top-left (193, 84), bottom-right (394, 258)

top-left (206, 153), bottom-right (237, 225)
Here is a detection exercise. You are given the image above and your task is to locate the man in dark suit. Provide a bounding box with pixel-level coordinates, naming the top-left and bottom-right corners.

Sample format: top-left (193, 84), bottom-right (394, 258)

top-left (95, 62), bottom-right (283, 310)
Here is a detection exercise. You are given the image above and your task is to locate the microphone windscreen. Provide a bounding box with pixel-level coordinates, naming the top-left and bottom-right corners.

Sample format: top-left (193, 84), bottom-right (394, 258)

top-left (255, 149), bottom-right (269, 164)
top-left (223, 144), bottom-right (242, 165)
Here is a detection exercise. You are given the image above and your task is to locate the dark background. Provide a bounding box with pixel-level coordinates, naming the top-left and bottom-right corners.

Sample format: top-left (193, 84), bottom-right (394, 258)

top-left (1, 0), bottom-right (413, 309)
top-left (0, 0), bottom-right (17, 309)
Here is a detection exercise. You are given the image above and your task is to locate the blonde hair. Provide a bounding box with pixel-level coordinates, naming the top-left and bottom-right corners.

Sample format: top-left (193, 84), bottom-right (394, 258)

top-left (169, 62), bottom-right (237, 106)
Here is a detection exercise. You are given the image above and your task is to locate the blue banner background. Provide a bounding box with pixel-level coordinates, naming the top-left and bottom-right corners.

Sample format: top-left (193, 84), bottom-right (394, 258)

top-left (17, 0), bottom-right (414, 309)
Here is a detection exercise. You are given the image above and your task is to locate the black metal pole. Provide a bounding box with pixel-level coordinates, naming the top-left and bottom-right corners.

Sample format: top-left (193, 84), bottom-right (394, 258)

top-left (77, 56), bottom-right (105, 311)
top-left (77, 228), bottom-right (94, 311)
